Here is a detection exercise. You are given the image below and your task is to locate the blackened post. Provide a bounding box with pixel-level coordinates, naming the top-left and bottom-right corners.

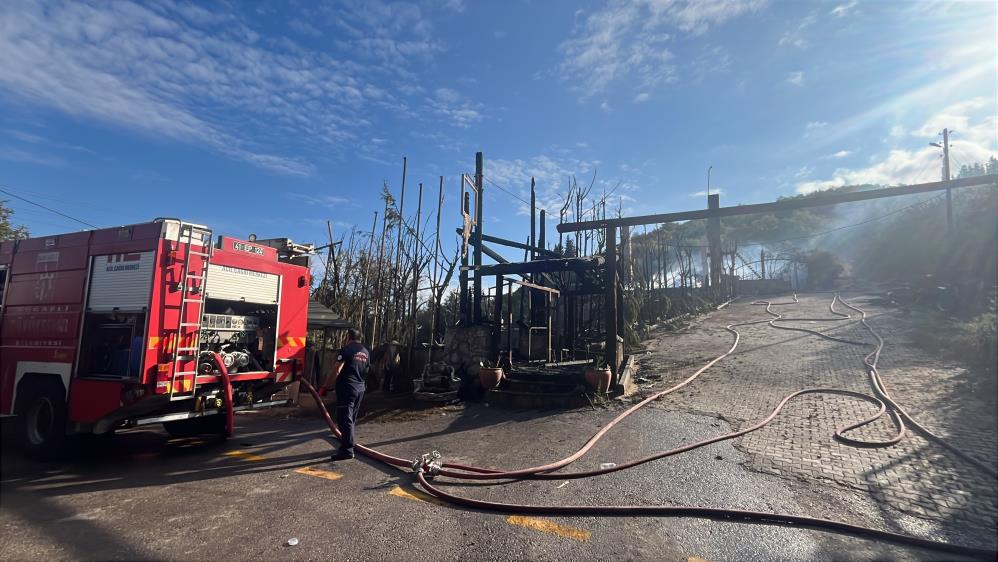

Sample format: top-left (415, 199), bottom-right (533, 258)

top-left (459, 190), bottom-right (470, 323)
top-left (530, 178), bottom-right (536, 261)
top-left (491, 275), bottom-right (503, 360)
top-left (539, 209), bottom-right (546, 251)
top-left (707, 194), bottom-right (722, 291)
top-left (540, 209), bottom-right (548, 348)
top-left (528, 178), bottom-right (537, 332)
top-left (604, 225), bottom-right (620, 382)
top-left (507, 279), bottom-right (513, 365)
top-left (474, 152), bottom-right (484, 324)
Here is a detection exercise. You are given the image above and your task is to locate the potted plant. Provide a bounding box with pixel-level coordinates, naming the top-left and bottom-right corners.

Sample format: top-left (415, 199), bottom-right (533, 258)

top-left (584, 360), bottom-right (612, 394)
top-left (478, 360), bottom-right (505, 389)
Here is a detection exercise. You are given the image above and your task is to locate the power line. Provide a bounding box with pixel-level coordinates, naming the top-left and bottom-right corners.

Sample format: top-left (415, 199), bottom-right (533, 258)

top-left (481, 175), bottom-right (531, 207)
top-left (739, 193), bottom-right (944, 246)
top-left (0, 186), bottom-right (98, 229)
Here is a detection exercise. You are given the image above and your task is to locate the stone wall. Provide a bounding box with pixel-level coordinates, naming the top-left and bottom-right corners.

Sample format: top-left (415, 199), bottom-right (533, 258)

top-left (443, 324), bottom-right (494, 379)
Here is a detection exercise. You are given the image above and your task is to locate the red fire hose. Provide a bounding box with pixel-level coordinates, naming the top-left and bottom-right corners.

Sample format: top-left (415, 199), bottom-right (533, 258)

top-left (293, 295), bottom-right (994, 558)
top-left (212, 352), bottom-right (235, 438)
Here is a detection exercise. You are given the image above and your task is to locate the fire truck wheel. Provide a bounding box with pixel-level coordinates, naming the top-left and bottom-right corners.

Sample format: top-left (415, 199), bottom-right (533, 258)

top-left (163, 414), bottom-right (227, 438)
top-left (15, 379), bottom-right (68, 459)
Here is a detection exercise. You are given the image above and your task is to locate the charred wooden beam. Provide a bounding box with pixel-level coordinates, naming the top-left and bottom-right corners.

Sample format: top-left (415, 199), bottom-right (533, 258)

top-left (557, 175), bottom-right (998, 232)
top-left (511, 278), bottom-right (560, 295)
top-left (455, 229), bottom-right (559, 258)
top-left (461, 256), bottom-right (605, 276)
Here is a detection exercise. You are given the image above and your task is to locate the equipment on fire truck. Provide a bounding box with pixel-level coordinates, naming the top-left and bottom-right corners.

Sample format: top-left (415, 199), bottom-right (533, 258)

top-left (197, 313), bottom-right (266, 374)
top-left (1, 219), bottom-right (311, 458)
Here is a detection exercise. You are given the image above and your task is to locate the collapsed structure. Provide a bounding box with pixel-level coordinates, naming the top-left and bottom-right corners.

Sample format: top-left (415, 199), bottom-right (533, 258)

top-left (435, 153), bottom-right (996, 404)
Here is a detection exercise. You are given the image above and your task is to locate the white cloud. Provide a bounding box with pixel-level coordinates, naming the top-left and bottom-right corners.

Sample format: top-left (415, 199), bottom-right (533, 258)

top-left (778, 12), bottom-right (817, 48)
top-left (786, 71), bottom-right (805, 86)
top-left (913, 97), bottom-right (992, 139)
top-left (797, 101), bottom-right (997, 193)
top-left (789, 64), bottom-right (995, 155)
top-left (829, 0), bottom-right (858, 18)
top-left (288, 18), bottom-right (323, 38)
top-left (0, 1), bottom-right (448, 175)
top-left (689, 188), bottom-right (723, 197)
top-left (691, 45), bottom-right (733, 81)
top-left (633, 92), bottom-right (651, 103)
top-left (557, 0), bottom-right (765, 100)
top-left (428, 88), bottom-right (483, 127)
top-left (290, 193), bottom-right (353, 208)
top-left (796, 148), bottom-right (939, 193)
top-left (827, 150), bottom-right (851, 159)
top-left (803, 121), bottom-right (827, 137)
top-left (0, 146), bottom-right (66, 166)
top-left (486, 155), bottom-right (636, 219)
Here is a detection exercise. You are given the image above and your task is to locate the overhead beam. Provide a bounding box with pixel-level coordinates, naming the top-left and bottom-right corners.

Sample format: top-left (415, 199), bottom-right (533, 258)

top-left (511, 278), bottom-right (560, 295)
top-left (557, 175), bottom-right (997, 233)
top-left (455, 229), bottom-right (559, 258)
top-left (461, 256), bottom-right (605, 276)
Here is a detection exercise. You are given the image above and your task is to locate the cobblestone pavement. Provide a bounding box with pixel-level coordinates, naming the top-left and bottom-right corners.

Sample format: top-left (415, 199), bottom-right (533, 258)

top-left (637, 292), bottom-right (998, 550)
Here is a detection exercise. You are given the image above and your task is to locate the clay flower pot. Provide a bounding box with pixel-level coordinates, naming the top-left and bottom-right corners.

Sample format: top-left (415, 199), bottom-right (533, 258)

top-left (479, 366), bottom-right (504, 389)
top-left (584, 366), bottom-right (612, 393)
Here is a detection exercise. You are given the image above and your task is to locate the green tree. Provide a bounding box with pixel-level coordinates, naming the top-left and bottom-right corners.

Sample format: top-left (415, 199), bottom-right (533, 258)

top-left (1, 200), bottom-right (29, 241)
top-left (957, 155), bottom-right (998, 179)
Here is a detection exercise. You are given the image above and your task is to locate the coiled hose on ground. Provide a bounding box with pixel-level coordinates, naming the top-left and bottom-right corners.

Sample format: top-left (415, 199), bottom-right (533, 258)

top-left (294, 294), bottom-right (996, 559)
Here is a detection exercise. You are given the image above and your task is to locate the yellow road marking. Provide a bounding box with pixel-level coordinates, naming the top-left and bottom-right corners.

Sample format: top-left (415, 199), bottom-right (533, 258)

top-left (506, 515), bottom-right (591, 542)
top-left (223, 450), bottom-right (266, 462)
top-left (295, 467), bottom-right (343, 481)
top-left (389, 485), bottom-right (447, 506)
top-left (688, 557), bottom-right (713, 562)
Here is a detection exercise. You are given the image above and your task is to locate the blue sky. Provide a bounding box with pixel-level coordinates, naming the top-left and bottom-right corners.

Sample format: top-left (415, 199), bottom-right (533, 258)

top-left (1, 0), bottom-right (995, 264)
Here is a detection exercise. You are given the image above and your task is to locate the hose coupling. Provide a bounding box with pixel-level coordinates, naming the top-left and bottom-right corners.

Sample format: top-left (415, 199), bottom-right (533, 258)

top-left (411, 451), bottom-right (443, 478)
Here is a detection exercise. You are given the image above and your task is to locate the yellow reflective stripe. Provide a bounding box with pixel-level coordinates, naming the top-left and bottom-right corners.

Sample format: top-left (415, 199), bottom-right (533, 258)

top-left (506, 516), bottom-right (591, 542)
top-left (278, 336), bottom-right (306, 348)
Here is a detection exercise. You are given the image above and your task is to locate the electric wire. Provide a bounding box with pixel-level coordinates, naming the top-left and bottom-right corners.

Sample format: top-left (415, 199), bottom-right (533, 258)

top-left (738, 193), bottom-right (946, 246)
top-left (0, 185), bottom-right (99, 229)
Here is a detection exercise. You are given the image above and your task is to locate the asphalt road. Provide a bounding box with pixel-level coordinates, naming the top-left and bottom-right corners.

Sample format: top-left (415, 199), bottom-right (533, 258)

top-left (2, 293), bottom-right (991, 561)
top-left (0, 402), bottom-right (967, 561)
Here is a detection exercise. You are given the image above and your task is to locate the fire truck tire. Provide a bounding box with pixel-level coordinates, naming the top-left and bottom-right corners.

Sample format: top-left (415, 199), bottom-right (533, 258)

top-left (14, 379), bottom-right (68, 460)
top-left (163, 414), bottom-right (227, 438)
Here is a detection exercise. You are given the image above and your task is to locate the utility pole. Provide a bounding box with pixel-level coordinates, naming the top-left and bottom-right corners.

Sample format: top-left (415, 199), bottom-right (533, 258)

top-left (930, 128), bottom-right (952, 235)
top-left (944, 128), bottom-right (952, 235)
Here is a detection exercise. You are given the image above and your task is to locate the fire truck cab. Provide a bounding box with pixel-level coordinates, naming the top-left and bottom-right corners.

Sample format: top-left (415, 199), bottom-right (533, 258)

top-left (0, 219), bottom-right (311, 457)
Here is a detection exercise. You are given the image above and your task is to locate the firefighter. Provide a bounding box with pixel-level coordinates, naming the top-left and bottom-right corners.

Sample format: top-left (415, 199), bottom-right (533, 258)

top-left (321, 328), bottom-right (369, 461)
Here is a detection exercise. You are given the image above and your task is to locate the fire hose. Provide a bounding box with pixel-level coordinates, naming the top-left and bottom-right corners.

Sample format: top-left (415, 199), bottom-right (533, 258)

top-left (286, 295), bottom-right (994, 558)
top-left (212, 351), bottom-right (235, 438)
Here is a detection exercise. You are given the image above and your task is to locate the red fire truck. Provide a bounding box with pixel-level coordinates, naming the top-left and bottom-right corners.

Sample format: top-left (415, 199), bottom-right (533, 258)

top-left (0, 219), bottom-right (312, 457)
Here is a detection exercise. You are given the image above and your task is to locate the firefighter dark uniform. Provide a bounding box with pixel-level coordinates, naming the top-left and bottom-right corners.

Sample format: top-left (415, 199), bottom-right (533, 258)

top-left (331, 339), bottom-right (369, 460)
